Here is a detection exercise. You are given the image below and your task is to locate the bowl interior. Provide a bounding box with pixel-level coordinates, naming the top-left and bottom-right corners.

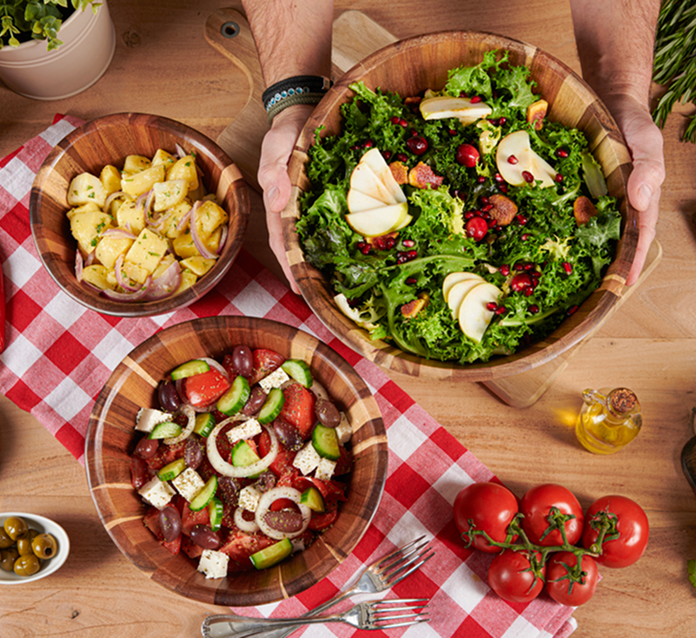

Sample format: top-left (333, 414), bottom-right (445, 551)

top-left (85, 315), bottom-right (388, 607)
top-left (30, 112), bottom-right (250, 317)
top-left (283, 31), bottom-right (637, 381)
top-left (0, 512), bottom-right (70, 585)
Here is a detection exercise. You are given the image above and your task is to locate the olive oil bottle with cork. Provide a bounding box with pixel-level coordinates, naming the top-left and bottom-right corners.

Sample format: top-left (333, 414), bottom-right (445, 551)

top-left (575, 388), bottom-right (642, 454)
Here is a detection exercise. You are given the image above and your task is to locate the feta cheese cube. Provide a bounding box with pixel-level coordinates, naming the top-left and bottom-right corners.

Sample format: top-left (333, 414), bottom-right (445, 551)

top-left (335, 413), bottom-right (352, 445)
top-left (172, 467), bottom-right (205, 502)
top-left (314, 457), bottom-right (337, 482)
top-left (226, 418), bottom-right (262, 445)
top-left (135, 408), bottom-right (173, 433)
top-left (293, 442), bottom-right (322, 476)
top-left (138, 476), bottom-right (176, 509)
top-left (258, 367), bottom-right (290, 393)
top-left (198, 549), bottom-right (229, 579)
top-left (238, 485), bottom-right (262, 512)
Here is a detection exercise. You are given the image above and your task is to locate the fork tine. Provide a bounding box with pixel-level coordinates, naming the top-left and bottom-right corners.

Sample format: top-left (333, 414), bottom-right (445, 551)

top-left (376, 537), bottom-right (430, 576)
top-left (372, 535), bottom-right (426, 571)
top-left (381, 544), bottom-right (435, 588)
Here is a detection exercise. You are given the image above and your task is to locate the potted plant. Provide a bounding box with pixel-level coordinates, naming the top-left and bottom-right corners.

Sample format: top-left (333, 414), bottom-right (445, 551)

top-left (0, 0), bottom-right (115, 100)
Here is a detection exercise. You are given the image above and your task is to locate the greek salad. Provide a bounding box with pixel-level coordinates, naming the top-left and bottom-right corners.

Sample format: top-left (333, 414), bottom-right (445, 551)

top-left (297, 50), bottom-right (622, 364)
top-left (129, 345), bottom-right (352, 578)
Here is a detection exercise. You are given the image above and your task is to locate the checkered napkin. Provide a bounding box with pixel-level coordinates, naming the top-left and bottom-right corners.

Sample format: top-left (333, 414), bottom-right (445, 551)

top-left (0, 115), bottom-right (577, 638)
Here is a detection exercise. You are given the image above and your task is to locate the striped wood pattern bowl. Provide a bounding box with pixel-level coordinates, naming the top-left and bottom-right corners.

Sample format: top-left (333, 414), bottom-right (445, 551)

top-left (30, 112), bottom-right (250, 317)
top-left (283, 31), bottom-right (638, 381)
top-left (85, 316), bottom-right (388, 607)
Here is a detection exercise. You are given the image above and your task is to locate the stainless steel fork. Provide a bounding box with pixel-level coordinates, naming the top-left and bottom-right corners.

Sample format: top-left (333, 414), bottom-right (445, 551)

top-left (201, 535), bottom-right (435, 638)
top-left (203, 598), bottom-right (430, 637)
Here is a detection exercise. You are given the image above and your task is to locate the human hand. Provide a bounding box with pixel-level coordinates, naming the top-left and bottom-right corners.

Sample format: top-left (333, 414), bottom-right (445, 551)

top-left (603, 94), bottom-right (665, 286)
top-left (257, 104), bottom-right (315, 294)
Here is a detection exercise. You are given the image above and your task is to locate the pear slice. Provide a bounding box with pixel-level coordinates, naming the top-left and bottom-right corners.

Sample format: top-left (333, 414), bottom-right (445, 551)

top-left (359, 148), bottom-right (406, 204)
top-left (419, 96), bottom-right (493, 125)
top-left (446, 279), bottom-right (486, 318)
top-left (496, 130), bottom-right (556, 188)
top-left (458, 282), bottom-right (502, 342)
top-left (349, 161), bottom-right (398, 205)
top-left (345, 202), bottom-right (409, 237)
top-left (347, 188), bottom-right (388, 213)
top-left (442, 272), bottom-right (484, 303)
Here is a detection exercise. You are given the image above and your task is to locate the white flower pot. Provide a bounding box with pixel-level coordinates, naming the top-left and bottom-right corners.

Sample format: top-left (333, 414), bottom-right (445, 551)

top-left (0, 1), bottom-right (116, 100)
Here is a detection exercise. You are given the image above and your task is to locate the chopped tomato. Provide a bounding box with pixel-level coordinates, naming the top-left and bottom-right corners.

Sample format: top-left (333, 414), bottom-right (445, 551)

top-left (181, 504), bottom-right (210, 536)
top-left (333, 445), bottom-right (352, 476)
top-left (279, 383), bottom-right (316, 439)
top-left (146, 440), bottom-right (186, 471)
top-left (184, 368), bottom-right (231, 408)
top-left (270, 498), bottom-right (296, 512)
top-left (219, 530), bottom-right (276, 572)
top-left (181, 535), bottom-right (204, 559)
top-left (309, 507), bottom-right (339, 531)
top-left (143, 505), bottom-right (181, 554)
top-left (162, 535), bottom-right (182, 555)
top-left (130, 455), bottom-right (150, 490)
top-left (302, 477), bottom-right (347, 507)
top-left (249, 348), bottom-right (285, 385)
top-left (258, 430), bottom-right (297, 476)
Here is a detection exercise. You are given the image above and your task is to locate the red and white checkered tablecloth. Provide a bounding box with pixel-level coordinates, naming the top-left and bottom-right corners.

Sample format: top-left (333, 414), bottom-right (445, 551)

top-left (0, 115), bottom-right (577, 638)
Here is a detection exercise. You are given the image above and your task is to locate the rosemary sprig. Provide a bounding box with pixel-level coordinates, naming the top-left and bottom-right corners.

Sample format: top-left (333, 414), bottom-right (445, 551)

top-left (652, 0), bottom-right (696, 142)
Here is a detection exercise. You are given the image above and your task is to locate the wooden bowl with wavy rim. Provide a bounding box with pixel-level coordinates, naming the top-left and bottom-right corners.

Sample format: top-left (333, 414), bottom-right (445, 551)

top-left (85, 315), bottom-right (387, 607)
top-left (283, 31), bottom-right (637, 381)
top-left (30, 112), bottom-right (250, 317)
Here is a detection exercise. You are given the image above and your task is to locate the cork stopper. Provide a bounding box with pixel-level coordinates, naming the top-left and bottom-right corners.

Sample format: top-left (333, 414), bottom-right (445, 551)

top-left (609, 388), bottom-right (638, 414)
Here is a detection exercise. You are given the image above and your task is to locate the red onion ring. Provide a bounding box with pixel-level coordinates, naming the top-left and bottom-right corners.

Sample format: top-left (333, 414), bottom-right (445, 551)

top-left (104, 190), bottom-right (126, 211)
top-left (102, 228), bottom-right (136, 240)
top-left (142, 260), bottom-right (182, 301)
top-left (217, 225), bottom-right (228, 255)
top-left (101, 276), bottom-right (152, 301)
top-left (75, 251), bottom-right (84, 282)
top-left (114, 254), bottom-right (141, 292)
top-left (176, 201), bottom-right (198, 232)
top-left (206, 420), bottom-right (278, 478)
top-left (190, 207), bottom-right (218, 260)
top-left (85, 251), bottom-right (96, 267)
top-left (175, 143), bottom-right (187, 159)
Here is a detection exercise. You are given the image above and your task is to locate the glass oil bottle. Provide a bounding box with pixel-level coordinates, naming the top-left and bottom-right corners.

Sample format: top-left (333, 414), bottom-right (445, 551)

top-left (575, 388), bottom-right (642, 454)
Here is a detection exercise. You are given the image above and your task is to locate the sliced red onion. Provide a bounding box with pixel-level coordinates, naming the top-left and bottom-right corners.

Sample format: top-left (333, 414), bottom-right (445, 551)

top-left (164, 405), bottom-right (196, 445)
top-left (114, 254), bottom-right (141, 292)
top-left (190, 206), bottom-right (218, 260)
top-left (217, 225), bottom-right (228, 255)
top-left (75, 251), bottom-right (84, 282)
top-left (255, 487), bottom-right (311, 540)
top-left (85, 251), bottom-right (96, 267)
top-left (101, 276), bottom-right (152, 301)
top-left (104, 190), bottom-right (126, 211)
top-left (102, 228), bottom-right (137, 240)
top-left (81, 280), bottom-right (103, 293)
top-left (142, 260), bottom-right (182, 301)
top-left (176, 201), bottom-right (197, 232)
top-left (175, 143), bottom-right (187, 159)
top-left (234, 507), bottom-right (260, 533)
top-left (206, 420), bottom-right (278, 478)
top-left (136, 190), bottom-right (148, 211)
top-left (198, 357), bottom-right (230, 380)
top-left (145, 189), bottom-right (156, 223)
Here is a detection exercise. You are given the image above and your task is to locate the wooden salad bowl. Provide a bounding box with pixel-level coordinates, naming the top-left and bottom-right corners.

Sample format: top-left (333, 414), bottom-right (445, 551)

top-left (84, 316), bottom-right (388, 607)
top-left (283, 31), bottom-right (638, 381)
top-left (30, 113), bottom-right (250, 317)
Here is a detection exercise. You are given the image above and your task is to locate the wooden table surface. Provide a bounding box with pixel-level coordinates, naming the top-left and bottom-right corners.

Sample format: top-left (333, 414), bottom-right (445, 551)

top-left (1, 1), bottom-right (695, 636)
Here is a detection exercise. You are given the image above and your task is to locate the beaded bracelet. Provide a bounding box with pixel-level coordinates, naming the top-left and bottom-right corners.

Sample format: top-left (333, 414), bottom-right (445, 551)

top-left (262, 75), bottom-right (332, 124)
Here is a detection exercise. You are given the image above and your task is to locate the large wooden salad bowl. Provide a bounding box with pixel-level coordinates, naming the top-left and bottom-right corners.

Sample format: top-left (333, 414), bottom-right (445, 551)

top-left (30, 113), bottom-right (250, 317)
top-left (85, 316), bottom-right (387, 607)
top-left (283, 31), bottom-right (638, 381)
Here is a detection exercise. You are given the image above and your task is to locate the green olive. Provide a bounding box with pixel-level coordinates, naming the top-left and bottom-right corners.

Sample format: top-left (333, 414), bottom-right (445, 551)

top-left (16, 536), bottom-right (34, 556)
top-left (0, 547), bottom-right (19, 572)
top-left (32, 533), bottom-right (58, 559)
top-left (0, 528), bottom-right (14, 549)
top-left (3, 516), bottom-right (28, 541)
top-left (13, 553), bottom-right (41, 577)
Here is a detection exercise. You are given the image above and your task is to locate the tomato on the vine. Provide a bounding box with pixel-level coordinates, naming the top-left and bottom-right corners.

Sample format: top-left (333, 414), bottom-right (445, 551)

top-left (488, 549), bottom-right (546, 603)
top-left (453, 482), bottom-right (519, 553)
top-left (520, 484), bottom-right (584, 546)
top-left (545, 551), bottom-right (599, 606)
top-left (582, 495), bottom-right (649, 568)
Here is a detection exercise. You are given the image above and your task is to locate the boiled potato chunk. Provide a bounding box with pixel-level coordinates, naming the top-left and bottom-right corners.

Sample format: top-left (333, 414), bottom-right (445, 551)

top-left (94, 233), bottom-right (133, 270)
top-left (67, 173), bottom-right (107, 208)
top-left (172, 228), bottom-right (220, 259)
top-left (121, 164), bottom-right (165, 198)
top-left (152, 253), bottom-right (177, 279)
top-left (123, 154), bottom-right (151, 174)
top-left (115, 199), bottom-right (146, 235)
top-left (152, 179), bottom-right (188, 212)
top-left (66, 202), bottom-right (101, 220)
top-left (100, 165), bottom-right (122, 196)
top-left (151, 149), bottom-right (176, 171)
top-left (194, 200), bottom-right (228, 240)
top-left (70, 210), bottom-right (112, 254)
top-left (159, 201), bottom-right (192, 239)
top-left (122, 260), bottom-right (150, 285)
top-left (167, 155), bottom-right (199, 192)
top-left (180, 256), bottom-right (216, 276)
top-left (124, 228), bottom-right (168, 277)
top-left (81, 264), bottom-right (115, 290)
top-left (176, 270), bottom-right (198, 293)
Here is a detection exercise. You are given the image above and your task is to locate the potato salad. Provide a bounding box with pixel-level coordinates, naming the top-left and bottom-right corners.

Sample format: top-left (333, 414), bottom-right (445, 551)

top-left (66, 146), bottom-right (229, 302)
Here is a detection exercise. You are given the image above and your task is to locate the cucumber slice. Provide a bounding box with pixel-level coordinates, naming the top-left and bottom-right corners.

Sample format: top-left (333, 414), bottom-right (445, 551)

top-left (281, 359), bottom-right (313, 388)
top-left (148, 421), bottom-right (182, 440)
top-left (250, 538), bottom-right (293, 570)
top-left (312, 423), bottom-right (340, 460)
top-left (300, 487), bottom-right (325, 513)
top-left (157, 458), bottom-right (187, 482)
top-left (257, 387), bottom-right (285, 424)
top-left (208, 496), bottom-right (224, 531)
top-left (217, 375), bottom-right (251, 416)
top-left (189, 475), bottom-right (217, 511)
top-left (194, 412), bottom-right (216, 437)
top-left (171, 359), bottom-right (210, 380)
top-left (231, 440), bottom-right (261, 467)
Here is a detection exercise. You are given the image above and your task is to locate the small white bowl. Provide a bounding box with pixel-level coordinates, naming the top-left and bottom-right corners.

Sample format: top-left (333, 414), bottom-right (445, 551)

top-left (0, 512), bottom-right (70, 584)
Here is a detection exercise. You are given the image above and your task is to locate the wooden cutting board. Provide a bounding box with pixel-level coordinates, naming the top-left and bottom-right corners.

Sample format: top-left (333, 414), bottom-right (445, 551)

top-left (205, 6), bottom-right (663, 407)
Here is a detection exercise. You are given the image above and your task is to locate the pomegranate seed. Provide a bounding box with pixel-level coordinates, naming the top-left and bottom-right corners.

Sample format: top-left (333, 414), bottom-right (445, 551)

top-left (384, 236), bottom-right (396, 250)
top-left (382, 150), bottom-right (392, 161)
top-left (514, 263), bottom-right (524, 271)
top-left (363, 140), bottom-right (374, 149)
top-left (481, 203), bottom-right (493, 212)
top-left (405, 277), bottom-right (418, 285)
top-left (470, 95), bottom-right (482, 103)
top-left (456, 143), bottom-right (480, 168)
top-left (524, 287), bottom-right (534, 297)
top-left (529, 304), bottom-right (540, 314)
top-left (495, 306), bottom-right (507, 315)
top-left (406, 136), bottom-right (428, 155)
top-left (464, 211), bottom-right (476, 219)
top-left (524, 263), bottom-right (534, 271)
top-left (498, 117), bottom-right (507, 126)
top-left (494, 173), bottom-right (504, 183)
top-left (359, 244), bottom-right (371, 255)
top-left (507, 155), bottom-right (519, 165)
top-left (517, 214), bottom-right (528, 225)
top-left (396, 253), bottom-right (408, 264)
top-left (410, 128), bottom-right (419, 137)
top-left (510, 273), bottom-right (533, 292)
top-left (350, 145), bottom-right (360, 151)
top-left (459, 91), bottom-right (468, 98)
top-left (486, 302), bottom-right (498, 311)
top-left (448, 128), bottom-right (457, 136)
top-left (399, 118), bottom-right (408, 127)
top-left (396, 152), bottom-right (408, 163)
top-left (487, 218), bottom-right (497, 228)
top-left (499, 184), bottom-right (509, 193)
top-left (480, 196), bottom-right (489, 205)
top-left (563, 262), bottom-right (573, 275)
top-left (522, 233), bottom-right (530, 241)
top-left (390, 116), bottom-right (401, 125)
top-left (500, 264), bottom-right (510, 276)
top-left (522, 170), bottom-right (535, 183)
top-left (407, 250), bottom-right (418, 259)
top-left (556, 148), bottom-right (569, 158)
top-left (477, 176), bottom-right (486, 183)
top-left (465, 216), bottom-right (488, 242)
top-left (567, 305), bottom-right (578, 316)
top-left (402, 239), bottom-right (415, 247)
top-left (555, 173), bottom-right (564, 182)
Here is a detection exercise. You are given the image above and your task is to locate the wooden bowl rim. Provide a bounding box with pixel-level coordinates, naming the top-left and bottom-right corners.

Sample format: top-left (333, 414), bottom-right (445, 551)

top-left (29, 112), bottom-right (250, 318)
top-left (283, 30), bottom-right (638, 381)
top-left (84, 315), bottom-right (388, 606)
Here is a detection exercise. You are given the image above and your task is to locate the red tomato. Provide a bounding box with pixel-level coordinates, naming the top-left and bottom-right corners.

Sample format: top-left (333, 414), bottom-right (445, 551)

top-left (219, 530), bottom-right (276, 571)
top-left (181, 505), bottom-right (210, 536)
top-left (184, 368), bottom-right (231, 408)
top-left (249, 349), bottom-right (285, 385)
top-left (309, 506), bottom-right (338, 531)
top-left (278, 382), bottom-right (316, 439)
top-left (545, 551), bottom-right (599, 606)
top-left (146, 440), bottom-right (186, 471)
top-left (582, 495), bottom-right (649, 568)
top-left (453, 482), bottom-right (519, 553)
top-left (258, 430), bottom-right (297, 476)
top-left (520, 484), bottom-right (584, 546)
top-left (488, 549), bottom-right (546, 603)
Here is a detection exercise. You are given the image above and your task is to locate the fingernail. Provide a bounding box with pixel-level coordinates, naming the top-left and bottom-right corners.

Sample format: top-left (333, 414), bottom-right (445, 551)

top-left (637, 184), bottom-right (652, 210)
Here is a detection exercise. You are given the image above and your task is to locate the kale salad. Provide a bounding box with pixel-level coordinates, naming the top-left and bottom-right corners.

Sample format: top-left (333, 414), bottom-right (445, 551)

top-left (296, 51), bottom-right (622, 365)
